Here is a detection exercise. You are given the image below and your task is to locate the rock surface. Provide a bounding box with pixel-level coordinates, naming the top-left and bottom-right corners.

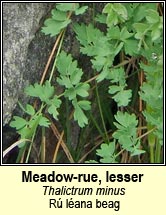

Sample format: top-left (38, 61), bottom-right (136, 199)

top-left (3, 3), bottom-right (54, 126)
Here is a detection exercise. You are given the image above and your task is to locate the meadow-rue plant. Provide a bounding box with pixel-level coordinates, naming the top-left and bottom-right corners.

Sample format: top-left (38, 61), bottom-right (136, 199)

top-left (7, 3), bottom-right (163, 164)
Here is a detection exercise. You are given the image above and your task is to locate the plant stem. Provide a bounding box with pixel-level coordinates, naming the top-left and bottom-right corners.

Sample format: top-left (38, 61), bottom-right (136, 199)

top-left (89, 113), bottom-right (105, 142)
top-left (155, 139), bottom-right (161, 163)
top-left (150, 145), bottom-right (155, 163)
top-left (66, 99), bottom-right (72, 148)
top-left (16, 144), bottom-right (27, 163)
top-left (41, 127), bottom-right (46, 163)
top-left (95, 83), bottom-right (109, 143)
top-left (49, 30), bottom-right (65, 82)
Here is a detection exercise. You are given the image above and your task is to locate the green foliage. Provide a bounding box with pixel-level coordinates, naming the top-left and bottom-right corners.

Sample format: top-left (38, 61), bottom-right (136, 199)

top-left (96, 141), bottom-right (117, 163)
top-left (25, 81), bottom-right (62, 120)
top-left (10, 116), bottom-right (27, 131)
top-left (103, 3), bottom-right (128, 26)
top-left (10, 108), bottom-right (50, 148)
top-left (113, 111), bottom-right (145, 156)
top-left (72, 99), bottom-right (91, 128)
top-left (56, 51), bottom-right (83, 87)
top-left (8, 3), bottom-right (163, 164)
top-left (56, 51), bottom-right (91, 127)
top-left (108, 68), bottom-right (132, 107)
top-left (139, 59), bottom-right (163, 146)
top-left (41, 3), bottom-right (88, 37)
top-left (25, 80), bottom-right (54, 103)
top-left (74, 23), bottom-right (115, 82)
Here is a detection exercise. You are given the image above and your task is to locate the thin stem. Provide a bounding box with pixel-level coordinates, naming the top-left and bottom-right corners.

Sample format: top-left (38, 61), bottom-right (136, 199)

top-left (155, 139), bottom-right (161, 163)
top-left (95, 83), bottom-right (109, 143)
top-left (41, 127), bottom-right (46, 163)
top-left (3, 139), bottom-right (31, 158)
top-left (137, 127), bottom-right (156, 140)
top-left (40, 30), bottom-right (64, 85)
top-left (115, 148), bottom-right (125, 158)
top-left (52, 131), bottom-right (64, 163)
top-left (25, 131), bottom-right (36, 163)
top-left (66, 99), bottom-right (71, 148)
top-left (89, 113), bottom-right (105, 141)
top-left (49, 30), bottom-right (65, 82)
top-left (150, 145), bottom-right (155, 163)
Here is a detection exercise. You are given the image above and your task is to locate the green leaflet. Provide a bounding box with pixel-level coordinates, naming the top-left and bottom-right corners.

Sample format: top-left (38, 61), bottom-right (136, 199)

top-left (10, 116), bottom-right (27, 131)
top-left (73, 105), bottom-right (88, 128)
top-left (114, 111), bottom-right (138, 129)
top-left (47, 96), bottom-right (62, 120)
top-left (25, 104), bottom-right (35, 116)
top-left (38, 116), bottom-right (50, 127)
top-left (56, 51), bottom-right (90, 99)
top-left (75, 83), bottom-right (90, 97)
top-left (96, 141), bottom-right (117, 163)
top-left (112, 89), bottom-right (132, 107)
top-left (56, 3), bottom-right (79, 12)
top-left (145, 9), bottom-right (160, 24)
top-left (42, 19), bottom-right (71, 37)
top-left (78, 100), bottom-right (91, 110)
top-left (75, 6), bottom-right (88, 15)
top-left (72, 99), bottom-right (91, 128)
top-left (73, 23), bottom-right (116, 82)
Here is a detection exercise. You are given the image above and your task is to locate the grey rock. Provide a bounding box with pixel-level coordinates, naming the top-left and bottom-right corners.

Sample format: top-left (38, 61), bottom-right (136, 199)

top-left (3, 3), bottom-right (54, 126)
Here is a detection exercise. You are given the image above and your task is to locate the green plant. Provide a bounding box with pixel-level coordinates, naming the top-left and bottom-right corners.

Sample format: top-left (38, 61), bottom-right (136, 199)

top-left (5, 3), bottom-right (163, 164)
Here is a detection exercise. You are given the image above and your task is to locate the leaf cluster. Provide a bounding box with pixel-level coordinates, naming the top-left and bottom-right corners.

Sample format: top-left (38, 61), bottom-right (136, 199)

top-left (10, 104), bottom-right (50, 148)
top-left (42, 3), bottom-right (88, 37)
top-left (113, 111), bottom-right (145, 156)
top-left (74, 23), bottom-right (121, 82)
top-left (108, 68), bottom-right (132, 107)
top-left (9, 3), bottom-right (163, 164)
top-left (139, 59), bottom-right (163, 145)
top-left (25, 80), bottom-right (61, 120)
top-left (56, 51), bottom-right (91, 127)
